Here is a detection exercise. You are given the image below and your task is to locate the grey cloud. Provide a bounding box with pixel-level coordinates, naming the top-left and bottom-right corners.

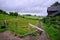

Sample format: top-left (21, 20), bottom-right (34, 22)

top-left (0, 0), bottom-right (60, 16)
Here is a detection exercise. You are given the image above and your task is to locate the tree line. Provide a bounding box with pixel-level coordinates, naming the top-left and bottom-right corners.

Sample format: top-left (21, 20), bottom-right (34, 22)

top-left (0, 9), bottom-right (18, 16)
top-left (51, 2), bottom-right (60, 6)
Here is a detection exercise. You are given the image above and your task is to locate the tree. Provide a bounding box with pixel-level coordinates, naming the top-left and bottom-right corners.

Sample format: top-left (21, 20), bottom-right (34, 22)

top-left (9, 12), bottom-right (14, 16)
top-left (3, 11), bottom-right (8, 15)
top-left (0, 9), bottom-right (3, 13)
top-left (51, 2), bottom-right (60, 6)
top-left (9, 12), bottom-right (18, 16)
top-left (0, 9), bottom-right (8, 15)
top-left (14, 12), bottom-right (18, 16)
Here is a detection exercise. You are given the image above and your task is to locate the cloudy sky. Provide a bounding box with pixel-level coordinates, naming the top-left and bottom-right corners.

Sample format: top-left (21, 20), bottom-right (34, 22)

top-left (0, 0), bottom-right (60, 16)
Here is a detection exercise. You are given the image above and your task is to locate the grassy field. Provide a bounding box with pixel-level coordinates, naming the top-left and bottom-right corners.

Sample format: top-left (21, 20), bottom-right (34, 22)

top-left (24, 15), bottom-right (43, 20)
top-left (0, 14), bottom-right (39, 36)
top-left (0, 14), bottom-right (60, 40)
top-left (42, 16), bottom-right (60, 40)
top-left (44, 24), bottom-right (60, 40)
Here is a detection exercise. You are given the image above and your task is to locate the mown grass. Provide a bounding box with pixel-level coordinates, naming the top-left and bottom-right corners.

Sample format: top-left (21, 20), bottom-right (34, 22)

top-left (0, 14), bottom-right (39, 36)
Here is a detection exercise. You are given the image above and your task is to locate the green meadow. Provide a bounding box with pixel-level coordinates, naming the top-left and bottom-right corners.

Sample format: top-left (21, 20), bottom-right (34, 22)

top-left (0, 13), bottom-right (60, 40)
top-left (0, 14), bottom-right (39, 36)
top-left (42, 16), bottom-right (60, 40)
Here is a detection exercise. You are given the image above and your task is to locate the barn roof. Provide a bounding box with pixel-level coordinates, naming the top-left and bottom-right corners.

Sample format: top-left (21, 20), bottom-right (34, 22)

top-left (47, 5), bottom-right (60, 11)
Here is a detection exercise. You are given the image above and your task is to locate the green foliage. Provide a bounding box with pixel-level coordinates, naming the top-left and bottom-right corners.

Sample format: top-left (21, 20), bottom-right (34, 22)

top-left (9, 12), bottom-right (14, 16)
top-left (0, 9), bottom-right (8, 15)
top-left (24, 16), bottom-right (43, 20)
top-left (42, 16), bottom-right (60, 27)
top-left (0, 14), bottom-right (39, 36)
top-left (14, 12), bottom-right (18, 16)
top-left (0, 28), bottom-right (8, 32)
top-left (51, 2), bottom-right (60, 6)
top-left (42, 15), bottom-right (60, 40)
top-left (45, 24), bottom-right (60, 40)
top-left (9, 12), bottom-right (18, 16)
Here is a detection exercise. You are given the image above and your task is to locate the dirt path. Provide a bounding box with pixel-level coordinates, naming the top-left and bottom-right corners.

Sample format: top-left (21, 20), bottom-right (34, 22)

top-left (0, 30), bottom-right (41, 40)
top-left (0, 23), bottom-right (50, 40)
top-left (0, 30), bottom-right (21, 40)
top-left (39, 31), bottom-right (50, 40)
top-left (40, 22), bottom-right (50, 40)
top-left (0, 30), bottom-right (50, 40)
top-left (29, 23), bottom-right (50, 40)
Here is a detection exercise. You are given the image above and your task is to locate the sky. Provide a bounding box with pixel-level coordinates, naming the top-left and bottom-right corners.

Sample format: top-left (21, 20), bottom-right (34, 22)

top-left (0, 0), bottom-right (60, 16)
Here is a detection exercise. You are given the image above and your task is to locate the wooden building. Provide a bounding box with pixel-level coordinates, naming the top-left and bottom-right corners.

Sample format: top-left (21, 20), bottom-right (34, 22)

top-left (47, 5), bottom-right (60, 16)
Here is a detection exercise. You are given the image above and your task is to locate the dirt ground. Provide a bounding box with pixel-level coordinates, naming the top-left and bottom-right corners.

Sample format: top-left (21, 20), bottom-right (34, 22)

top-left (0, 30), bottom-right (50, 40)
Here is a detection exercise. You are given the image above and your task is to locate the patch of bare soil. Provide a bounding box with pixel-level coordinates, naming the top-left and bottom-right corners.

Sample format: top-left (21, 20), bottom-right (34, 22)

top-left (40, 31), bottom-right (50, 40)
top-left (0, 30), bottom-right (20, 40)
top-left (0, 30), bottom-right (50, 40)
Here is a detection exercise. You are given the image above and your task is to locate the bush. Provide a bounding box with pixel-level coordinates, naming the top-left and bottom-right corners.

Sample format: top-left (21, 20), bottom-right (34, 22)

top-left (9, 12), bottom-right (18, 16)
top-left (14, 12), bottom-right (18, 16)
top-left (9, 12), bottom-right (14, 16)
top-left (0, 9), bottom-right (8, 15)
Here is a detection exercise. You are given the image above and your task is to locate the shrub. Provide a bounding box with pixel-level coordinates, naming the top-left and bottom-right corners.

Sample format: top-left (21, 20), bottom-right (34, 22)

top-left (9, 12), bottom-right (14, 16)
top-left (0, 9), bottom-right (8, 15)
top-left (14, 12), bottom-right (18, 16)
top-left (9, 12), bottom-right (18, 16)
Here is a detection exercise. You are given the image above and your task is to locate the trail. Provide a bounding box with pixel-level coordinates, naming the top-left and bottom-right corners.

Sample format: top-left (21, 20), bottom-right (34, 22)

top-left (0, 23), bottom-right (50, 40)
top-left (29, 23), bottom-right (50, 40)
top-left (0, 30), bottom-right (50, 40)
top-left (0, 30), bottom-right (20, 40)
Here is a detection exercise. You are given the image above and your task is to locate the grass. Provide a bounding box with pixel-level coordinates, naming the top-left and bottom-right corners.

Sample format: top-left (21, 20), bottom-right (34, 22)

top-left (0, 14), bottom-right (39, 36)
top-left (42, 16), bottom-right (60, 40)
top-left (0, 28), bottom-right (8, 32)
top-left (24, 15), bottom-right (43, 26)
top-left (44, 24), bottom-right (60, 40)
top-left (24, 16), bottom-right (43, 20)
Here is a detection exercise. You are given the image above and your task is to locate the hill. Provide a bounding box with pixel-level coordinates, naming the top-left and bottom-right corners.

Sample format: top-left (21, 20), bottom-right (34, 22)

top-left (0, 14), bottom-right (39, 36)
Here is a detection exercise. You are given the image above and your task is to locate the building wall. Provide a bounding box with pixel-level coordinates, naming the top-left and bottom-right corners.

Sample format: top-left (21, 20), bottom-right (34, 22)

top-left (47, 11), bottom-right (57, 16)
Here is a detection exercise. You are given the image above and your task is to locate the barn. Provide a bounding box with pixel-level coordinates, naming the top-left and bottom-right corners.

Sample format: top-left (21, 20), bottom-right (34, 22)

top-left (47, 5), bottom-right (60, 16)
